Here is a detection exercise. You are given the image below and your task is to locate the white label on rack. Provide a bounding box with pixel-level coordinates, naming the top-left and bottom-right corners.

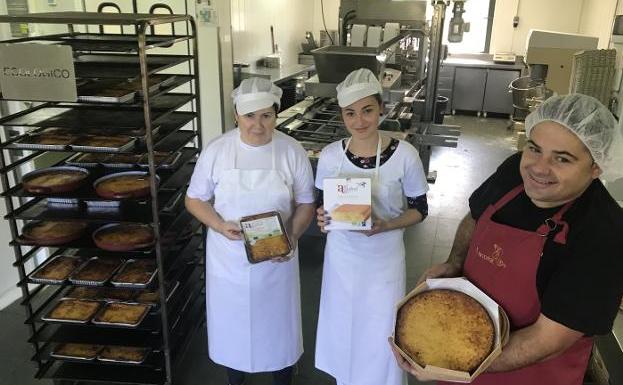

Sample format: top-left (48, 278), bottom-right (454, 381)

top-left (0, 43), bottom-right (77, 102)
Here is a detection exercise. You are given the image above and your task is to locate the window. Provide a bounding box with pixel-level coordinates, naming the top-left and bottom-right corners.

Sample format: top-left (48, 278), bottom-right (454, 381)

top-left (7, 0), bottom-right (29, 38)
top-left (443, 0), bottom-right (495, 54)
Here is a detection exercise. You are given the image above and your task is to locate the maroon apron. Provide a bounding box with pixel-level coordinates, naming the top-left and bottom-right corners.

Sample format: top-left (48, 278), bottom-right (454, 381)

top-left (441, 185), bottom-right (593, 385)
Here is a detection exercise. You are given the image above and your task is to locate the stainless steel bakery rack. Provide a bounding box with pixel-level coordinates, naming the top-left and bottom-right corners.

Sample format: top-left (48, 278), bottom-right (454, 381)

top-left (0, 12), bottom-right (204, 385)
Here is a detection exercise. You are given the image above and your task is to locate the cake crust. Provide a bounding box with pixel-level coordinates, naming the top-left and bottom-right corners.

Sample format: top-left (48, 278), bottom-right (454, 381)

top-left (395, 289), bottom-right (495, 373)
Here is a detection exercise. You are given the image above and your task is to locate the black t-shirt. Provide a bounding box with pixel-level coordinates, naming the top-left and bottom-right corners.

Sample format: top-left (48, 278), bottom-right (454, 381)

top-left (469, 153), bottom-right (623, 335)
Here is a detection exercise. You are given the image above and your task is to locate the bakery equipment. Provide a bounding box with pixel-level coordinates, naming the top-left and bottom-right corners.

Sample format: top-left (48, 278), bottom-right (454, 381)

top-left (297, 1), bottom-right (464, 181)
top-left (525, 29), bottom-right (599, 95)
top-left (0, 12), bottom-right (205, 385)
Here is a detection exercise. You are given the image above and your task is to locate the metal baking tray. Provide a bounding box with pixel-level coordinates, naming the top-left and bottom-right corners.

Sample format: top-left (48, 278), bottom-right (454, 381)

top-left (33, 33), bottom-right (190, 52)
top-left (126, 74), bottom-right (177, 96)
top-left (93, 171), bottom-right (159, 200)
top-left (92, 302), bottom-right (151, 328)
top-left (28, 255), bottom-right (85, 285)
top-left (70, 136), bottom-right (136, 153)
top-left (42, 299), bottom-right (102, 324)
top-left (85, 202), bottom-right (122, 214)
top-left (51, 343), bottom-right (104, 362)
top-left (0, 105), bottom-right (167, 131)
top-left (64, 153), bottom-right (113, 168)
top-left (46, 198), bottom-right (81, 208)
top-left (69, 257), bottom-right (124, 286)
top-left (22, 166), bottom-right (90, 195)
top-left (19, 220), bottom-right (88, 246)
top-left (64, 286), bottom-right (137, 303)
top-left (10, 134), bottom-right (74, 151)
top-left (77, 79), bottom-right (136, 103)
top-left (138, 151), bottom-right (182, 170)
top-left (97, 345), bottom-right (151, 365)
top-left (74, 54), bottom-right (191, 79)
top-left (110, 259), bottom-right (158, 289)
top-left (92, 223), bottom-right (155, 252)
top-left (133, 280), bottom-right (180, 308)
top-left (77, 93), bottom-right (135, 104)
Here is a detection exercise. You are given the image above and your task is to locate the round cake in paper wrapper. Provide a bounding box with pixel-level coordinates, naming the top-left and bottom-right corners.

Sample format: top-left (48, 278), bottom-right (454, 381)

top-left (395, 289), bottom-right (495, 373)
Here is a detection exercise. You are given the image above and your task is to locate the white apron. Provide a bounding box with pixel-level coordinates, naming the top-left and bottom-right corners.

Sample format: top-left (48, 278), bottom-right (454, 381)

top-left (205, 137), bottom-right (303, 372)
top-left (315, 134), bottom-right (407, 385)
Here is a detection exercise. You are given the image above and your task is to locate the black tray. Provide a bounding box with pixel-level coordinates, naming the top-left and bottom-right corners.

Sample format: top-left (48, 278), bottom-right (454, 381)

top-left (74, 53), bottom-right (191, 79)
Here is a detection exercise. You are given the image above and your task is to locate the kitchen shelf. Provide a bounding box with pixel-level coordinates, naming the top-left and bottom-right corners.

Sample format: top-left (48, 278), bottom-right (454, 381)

top-left (0, 11), bottom-right (204, 385)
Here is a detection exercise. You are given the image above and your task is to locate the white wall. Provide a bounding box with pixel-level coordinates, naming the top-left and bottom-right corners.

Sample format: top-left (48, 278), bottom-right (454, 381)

top-left (27, 0), bottom-right (84, 35)
top-left (231, 0), bottom-right (315, 66)
top-left (490, 0), bottom-right (584, 54)
top-left (312, 0), bottom-right (339, 43)
top-left (578, 0), bottom-right (617, 48)
top-left (0, 1), bottom-right (21, 310)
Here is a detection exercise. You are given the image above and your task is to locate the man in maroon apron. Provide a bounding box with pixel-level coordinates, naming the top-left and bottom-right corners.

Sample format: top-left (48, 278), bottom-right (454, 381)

top-left (391, 94), bottom-right (623, 385)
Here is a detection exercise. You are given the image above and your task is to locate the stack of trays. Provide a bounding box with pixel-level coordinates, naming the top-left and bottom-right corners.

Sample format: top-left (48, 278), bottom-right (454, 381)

top-left (42, 298), bottom-right (152, 328)
top-left (29, 256), bottom-right (158, 289)
top-left (76, 74), bottom-right (177, 103)
top-left (12, 127), bottom-right (136, 153)
top-left (66, 150), bottom-right (181, 170)
top-left (51, 343), bottom-right (152, 365)
top-left (28, 255), bottom-right (85, 285)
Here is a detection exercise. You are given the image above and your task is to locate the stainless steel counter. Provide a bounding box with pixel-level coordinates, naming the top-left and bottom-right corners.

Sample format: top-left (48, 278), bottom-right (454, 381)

top-left (442, 57), bottom-right (524, 71)
top-left (240, 63), bottom-right (315, 84)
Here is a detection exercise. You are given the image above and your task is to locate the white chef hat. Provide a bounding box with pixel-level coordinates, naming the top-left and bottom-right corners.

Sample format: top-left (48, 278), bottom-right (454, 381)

top-left (336, 68), bottom-right (383, 107)
top-left (525, 93), bottom-right (623, 181)
top-left (231, 77), bottom-right (283, 115)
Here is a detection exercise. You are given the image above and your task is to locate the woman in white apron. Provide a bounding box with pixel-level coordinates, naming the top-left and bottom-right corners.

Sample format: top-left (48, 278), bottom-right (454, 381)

top-left (314, 68), bottom-right (429, 385)
top-left (185, 77), bottom-right (315, 385)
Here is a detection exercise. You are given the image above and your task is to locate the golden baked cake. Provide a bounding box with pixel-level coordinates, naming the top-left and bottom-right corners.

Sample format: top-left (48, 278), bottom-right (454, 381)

top-left (135, 290), bottom-right (159, 304)
top-left (73, 135), bottom-right (132, 149)
top-left (23, 169), bottom-right (88, 193)
top-left (107, 153), bottom-right (142, 164)
top-left (65, 286), bottom-right (136, 302)
top-left (395, 289), bottom-right (495, 373)
top-left (93, 302), bottom-right (150, 326)
top-left (331, 204), bottom-right (371, 224)
top-left (249, 235), bottom-right (290, 261)
top-left (95, 174), bottom-right (153, 199)
top-left (52, 343), bottom-right (103, 360)
top-left (112, 259), bottom-right (157, 286)
top-left (93, 223), bottom-right (154, 251)
top-left (70, 257), bottom-right (123, 284)
top-left (22, 221), bottom-right (87, 245)
top-left (74, 152), bottom-right (111, 163)
top-left (98, 345), bottom-right (149, 363)
top-left (64, 286), bottom-right (101, 300)
top-left (45, 299), bottom-right (101, 322)
top-left (31, 256), bottom-right (83, 282)
top-left (26, 128), bottom-right (75, 146)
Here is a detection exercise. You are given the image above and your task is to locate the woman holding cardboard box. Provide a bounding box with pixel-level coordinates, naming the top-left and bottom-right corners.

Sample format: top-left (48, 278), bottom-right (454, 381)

top-left (314, 68), bottom-right (429, 385)
top-left (185, 77), bottom-right (315, 385)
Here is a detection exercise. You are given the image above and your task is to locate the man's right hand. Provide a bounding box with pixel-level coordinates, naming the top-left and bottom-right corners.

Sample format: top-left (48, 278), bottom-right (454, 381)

top-left (417, 262), bottom-right (462, 285)
top-left (217, 221), bottom-right (242, 240)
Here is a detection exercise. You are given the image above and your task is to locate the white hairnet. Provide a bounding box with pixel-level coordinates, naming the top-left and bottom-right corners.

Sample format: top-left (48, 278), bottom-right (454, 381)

top-left (525, 93), bottom-right (623, 181)
top-left (231, 77), bottom-right (282, 115)
top-left (336, 68), bottom-right (383, 107)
